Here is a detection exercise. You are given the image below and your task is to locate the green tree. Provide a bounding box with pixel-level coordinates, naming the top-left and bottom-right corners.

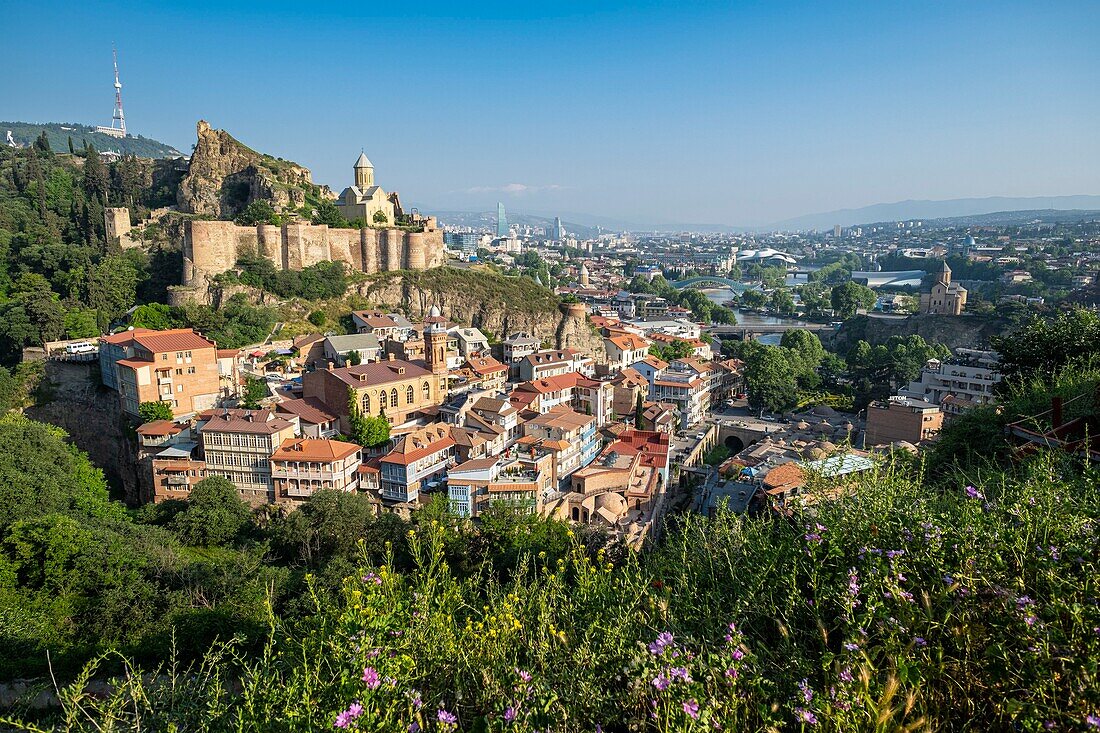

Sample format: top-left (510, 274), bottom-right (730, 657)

top-left (170, 476), bottom-right (252, 547)
top-left (81, 143), bottom-right (109, 206)
top-left (138, 401), bottom-right (173, 423)
top-left (348, 392), bottom-right (391, 448)
top-left (312, 199), bottom-right (347, 228)
top-left (830, 281), bottom-right (877, 319)
top-left (739, 289), bottom-right (768, 309)
top-left (991, 307), bottom-right (1100, 385)
top-left (744, 346), bottom-right (798, 414)
top-left (33, 131), bottom-right (52, 155)
top-left (240, 376), bottom-right (269, 409)
top-left (634, 391), bottom-right (645, 429)
top-left (769, 288), bottom-right (796, 315)
top-left (347, 350), bottom-right (362, 366)
top-left (235, 200), bottom-right (281, 226)
top-left (779, 329), bottom-right (825, 373)
top-left (307, 310), bottom-right (327, 327)
top-left (372, 209), bottom-right (389, 225)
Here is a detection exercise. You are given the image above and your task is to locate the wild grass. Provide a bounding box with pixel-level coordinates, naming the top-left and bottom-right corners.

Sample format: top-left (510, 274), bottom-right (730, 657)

top-left (5, 454), bottom-right (1098, 731)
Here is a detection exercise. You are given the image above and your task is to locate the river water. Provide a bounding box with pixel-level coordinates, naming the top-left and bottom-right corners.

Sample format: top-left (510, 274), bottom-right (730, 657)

top-left (701, 288), bottom-right (816, 346)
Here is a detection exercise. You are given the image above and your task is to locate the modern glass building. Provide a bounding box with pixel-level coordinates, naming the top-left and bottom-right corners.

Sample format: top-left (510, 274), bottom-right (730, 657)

top-left (496, 202), bottom-right (508, 237)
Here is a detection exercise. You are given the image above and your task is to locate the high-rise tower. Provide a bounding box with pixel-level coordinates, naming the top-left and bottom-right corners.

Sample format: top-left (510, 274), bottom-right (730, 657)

top-left (496, 202), bottom-right (508, 238)
top-left (95, 48), bottom-right (127, 139)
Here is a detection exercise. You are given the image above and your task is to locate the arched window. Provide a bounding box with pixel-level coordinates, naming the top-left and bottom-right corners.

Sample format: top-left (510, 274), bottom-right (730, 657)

top-left (406, 385), bottom-right (415, 404)
top-left (422, 381), bottom-right (431, 399)
top-left (361, 392), bottom-right (370, 414)
top-left (390, 388), bottom-right (399, 407)
top-left (379, 390), bottom-right (388, 409)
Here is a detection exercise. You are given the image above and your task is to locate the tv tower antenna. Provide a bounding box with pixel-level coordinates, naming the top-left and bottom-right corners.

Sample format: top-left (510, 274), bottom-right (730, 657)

top-left (95, 46), bottom-right (127, 139)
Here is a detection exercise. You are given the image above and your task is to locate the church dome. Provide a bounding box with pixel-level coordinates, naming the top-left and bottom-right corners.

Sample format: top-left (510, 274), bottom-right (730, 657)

top-left (355, 151), bottom-right (373, 169)
top-left (594, 492), bottom-right (628, 517)
top-left (428, 304), bottom-right (441, 318)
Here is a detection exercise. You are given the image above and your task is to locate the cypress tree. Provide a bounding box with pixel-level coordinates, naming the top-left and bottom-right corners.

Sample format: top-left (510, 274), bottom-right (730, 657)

top-left (67, 136), bottom-right (75, 154)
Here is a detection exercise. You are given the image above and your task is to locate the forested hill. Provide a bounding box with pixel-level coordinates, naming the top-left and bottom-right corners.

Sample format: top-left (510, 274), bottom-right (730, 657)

top-left (3, 121), bottom-right (182, 159)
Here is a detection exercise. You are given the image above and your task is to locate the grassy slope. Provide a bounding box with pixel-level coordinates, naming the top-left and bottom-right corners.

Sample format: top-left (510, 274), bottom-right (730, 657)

top-left (23, 456), bottom-right (1100, 731)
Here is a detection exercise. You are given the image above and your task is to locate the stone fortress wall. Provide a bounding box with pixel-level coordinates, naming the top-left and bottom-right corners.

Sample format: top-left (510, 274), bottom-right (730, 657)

top-left (180, 218), bottom-right (446, 289)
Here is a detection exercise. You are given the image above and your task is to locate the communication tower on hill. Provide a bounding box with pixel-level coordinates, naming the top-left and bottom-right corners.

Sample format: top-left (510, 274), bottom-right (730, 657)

top-left (95, 47), bottom-right (127, 139)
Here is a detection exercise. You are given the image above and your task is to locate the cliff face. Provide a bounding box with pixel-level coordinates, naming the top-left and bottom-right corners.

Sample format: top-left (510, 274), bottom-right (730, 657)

top-left (356, 269), bottom-right (606, 362)
top-left (826, 313), bottom-right (1011, 352)
top-left (26, 361), bottom-right (144, 504)
top-left (177, 120), bottom-right (314, 218)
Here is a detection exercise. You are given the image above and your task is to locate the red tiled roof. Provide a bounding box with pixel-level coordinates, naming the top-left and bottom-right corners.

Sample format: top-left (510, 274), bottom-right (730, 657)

top-left (325, 360), bottom-right (432, 387)
top-left (101, 328), bottom-right (156, 345)
top-left (607, 334), bottom-right (649, 351)
top-left (136, 420), bottom-right (183, 436)
top-left (132, 329), bottom-right (216, 354)
top-left (276, 397), bottom-right (338, 425)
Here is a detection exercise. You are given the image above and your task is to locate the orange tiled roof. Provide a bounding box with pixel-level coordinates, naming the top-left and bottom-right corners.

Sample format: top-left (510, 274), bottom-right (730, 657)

top-left (272, 438), bottom-right (360, 462)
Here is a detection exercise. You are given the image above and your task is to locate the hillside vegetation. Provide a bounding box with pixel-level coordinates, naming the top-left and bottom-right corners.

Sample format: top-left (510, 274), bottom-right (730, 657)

top-left (2, 122), bottom-right (181, 159)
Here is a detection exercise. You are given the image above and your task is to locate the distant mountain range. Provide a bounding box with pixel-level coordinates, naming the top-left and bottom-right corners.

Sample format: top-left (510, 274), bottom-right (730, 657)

top-left (3, 121), bottom-right (182, 158)
top-left (426, 196), bottom-right (1100, 236)
top-left (759, 195), bottom-right (1100, 232)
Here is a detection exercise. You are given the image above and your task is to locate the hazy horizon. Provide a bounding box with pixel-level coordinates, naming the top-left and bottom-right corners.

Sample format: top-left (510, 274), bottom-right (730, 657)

top-left (3, 1), bottom-right (1098, 226)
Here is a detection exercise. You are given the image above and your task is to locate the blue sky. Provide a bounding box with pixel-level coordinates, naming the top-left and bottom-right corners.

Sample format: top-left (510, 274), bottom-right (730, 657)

top-left (3, 1), bottom-right (1098, 227)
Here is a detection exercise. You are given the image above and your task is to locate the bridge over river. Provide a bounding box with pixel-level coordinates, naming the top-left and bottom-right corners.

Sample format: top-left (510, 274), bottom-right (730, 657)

top-left (707, 319), bottom-right (835, 341)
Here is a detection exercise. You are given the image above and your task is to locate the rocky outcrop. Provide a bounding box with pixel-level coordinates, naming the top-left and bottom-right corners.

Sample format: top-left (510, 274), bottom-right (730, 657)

top-left (26, 361), bottom-right (144, 504)
top-left (826, 313), bottom-right (1011, 352)
top-left (177, 120), bottom-right (314, 218)
top-left (356, 269), bottom-right (607, 363)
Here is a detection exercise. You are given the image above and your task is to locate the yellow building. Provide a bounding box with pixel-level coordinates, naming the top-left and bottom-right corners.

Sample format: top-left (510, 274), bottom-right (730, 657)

top-left (920, 261), bottom-right (967, 315)
top-left (335, 152), bottom-right (396, 225)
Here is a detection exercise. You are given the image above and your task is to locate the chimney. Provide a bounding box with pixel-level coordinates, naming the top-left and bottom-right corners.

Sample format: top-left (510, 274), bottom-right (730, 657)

top-left (388, 353), bottom-right (396, 361)
top-left (327, 361), bottom-right (334, 371)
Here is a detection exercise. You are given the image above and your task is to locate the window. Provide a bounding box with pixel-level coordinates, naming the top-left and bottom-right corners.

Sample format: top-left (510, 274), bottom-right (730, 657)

top-left (188, 366), bottom-right (196, 374)
top-left (379, 390), bottom-right (388, 409)
top-left (406, 385), bottom-right (415, 404)
top-left (390, 388), bottom-right (399, 407)
top-left (423, 381), bottom-right (431, 400)
top-left (362, 392), bottom-right (371, 413)
top-left (176, 368), bottom-right (183, 375)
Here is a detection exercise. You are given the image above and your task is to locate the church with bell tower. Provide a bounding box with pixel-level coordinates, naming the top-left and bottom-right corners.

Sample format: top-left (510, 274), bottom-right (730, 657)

top-left (335, 151), bottom-right (397, 225)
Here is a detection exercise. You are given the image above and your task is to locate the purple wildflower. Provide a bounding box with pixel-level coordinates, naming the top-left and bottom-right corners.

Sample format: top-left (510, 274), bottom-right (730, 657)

top-left (652, 673), bottom-right (670, 691)
top-left (408, 724), bottom-right (420, 733)
top-left (437, 709), bottom-right (458, 727)
top-left (347, 703), bottom-right (363, 719)
top-left (844, 642), bottom-right (859, 651)
top-left (503, 706), bottom-right (517, 723)
top-left (839, 668), bottom-right (853, 683)
top-left (885, 549), bottom-right (904, 559)
top-left (362, 572), bottom-right (382, 585)
top-left (334, 711), bottom-right (353, 729)
top-left (964, 485), bottom-right (983, 500)
top-left (515, 668), bottom-right (532, 683)
top-left (798, 679), bottom-right (814, 704)
top-left (914, 637), bottom-right (927, 647)
top-left (725, 667), bottom-right (739, 680)
top-left (669, 666), bottom-right (692, 682)
top-left (648, 631), bottom-right (675, 655)
top-left (1049, 545), bottom-right (1061, 560)
top-left (1086, 714), bottom-right (1100, 728)
top-left (683, 699), bottom-right (700, 719)
top-left (847, 569), bottom-right (860, 597)
top-left (731, 648), bottom-right (744, 661)
top-left (1016, 595), bottom-right (1034, 610)
top-left (795, 707), bottom-right (818, 725)
top-left (361, 667), bottom-right (380, 690)
top-left (1026, 615), bottom-right (1038, 627)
